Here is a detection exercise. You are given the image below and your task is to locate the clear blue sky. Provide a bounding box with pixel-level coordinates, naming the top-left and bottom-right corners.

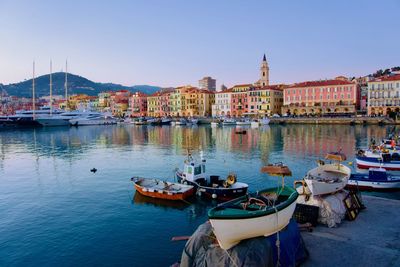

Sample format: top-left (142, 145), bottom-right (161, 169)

top-left (0, 0), bottom-right (399, 88)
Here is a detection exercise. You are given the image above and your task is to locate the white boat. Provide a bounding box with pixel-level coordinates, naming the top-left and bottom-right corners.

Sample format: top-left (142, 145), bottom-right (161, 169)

top-left (190, 118), bottom-right (199, 124)
top-left (69, 113), bottom-right (118, 126)
top-left (208, 164), bottom-right (298, 250)
top-left (260, 117), bottom-right (270, 125)
top-left (211, 121), bottom-right (220, 127)
top-left (304, 153), bottom-right (351, 196)
top-left (251, 120), bottom-right (259, 127)
top-left (36, 110), bottom-right (99, 126)
top-left (236, 118), bottom-right (251, 125)
top-left (175, 118), bottom-right (187, 125)
top-left (222, 118), bottom-right (236, 125)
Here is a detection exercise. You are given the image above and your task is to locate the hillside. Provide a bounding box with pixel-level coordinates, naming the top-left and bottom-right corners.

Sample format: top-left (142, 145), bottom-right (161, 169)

top-left (1, 72), bottom-right (161, 97)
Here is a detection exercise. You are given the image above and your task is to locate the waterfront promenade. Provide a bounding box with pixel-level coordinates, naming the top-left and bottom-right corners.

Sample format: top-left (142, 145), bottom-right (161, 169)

top-left (303, 195), bottom-right (400, 267)
top-left (269, 116), bottom-right (397, 125)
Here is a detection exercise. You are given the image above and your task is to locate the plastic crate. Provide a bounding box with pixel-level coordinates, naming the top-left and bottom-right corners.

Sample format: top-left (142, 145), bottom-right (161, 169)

top-left (292, 203), bottom-right (319, 226)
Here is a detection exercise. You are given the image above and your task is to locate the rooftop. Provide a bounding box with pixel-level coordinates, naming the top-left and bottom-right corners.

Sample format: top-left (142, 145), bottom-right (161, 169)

top-left (370, 74), bottom-right (400, 82)
top-left (288, 79), bottom-right (354, 88)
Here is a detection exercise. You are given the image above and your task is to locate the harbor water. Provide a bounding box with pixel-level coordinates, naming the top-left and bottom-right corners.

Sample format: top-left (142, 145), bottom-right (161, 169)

top-left (0, 124), bottom-right (399, 266)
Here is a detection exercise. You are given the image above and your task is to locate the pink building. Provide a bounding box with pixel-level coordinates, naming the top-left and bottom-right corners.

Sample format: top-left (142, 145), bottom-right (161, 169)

top-left (231, 84), bottom-right (252, 117)
top-left (129, 92), bottom-right (148, 117)
top-left (282, 79), bottom-right (359, 116)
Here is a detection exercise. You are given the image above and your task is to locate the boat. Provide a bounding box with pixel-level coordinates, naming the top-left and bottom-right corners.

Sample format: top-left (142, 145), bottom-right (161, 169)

top-left (161, 117), bottom-right (172, 125)
top-left (36, 110), bottom-right (99, 126)
top-left (347, 168), bottom-right (400, 191)
top-left (189, 118), bottom-right (199, 124)
top-left (69, 112), bottom-right (118, 126)
top-left (260, 117), bottom-right (270, 125)
top-left (208, 164), bottom-right (298, 250)
top-left (131, 177), bottom-right (195, 201)
top-left (0, 116), bottom-right (18, 127)
top-left (236, 118), bottom-right (251, 125)
top-left (175, 153), bottom-right (248, 200)
top-left (175, 118), bottom-right (187, 125)
top-left (304, 152), bottom-right (351, 196)
top-left (134, 117), bottom-right (147, 125)
top-left (222, 118), bottom-right (236, 126)
top-left (356, 148), bottom-right (400, 171)
top-left (211, 121), bottom-right (220, 127)
top-left (8, 107), bottom-right (64, 127)
top-left (250, 120), bottom-right (259, 127)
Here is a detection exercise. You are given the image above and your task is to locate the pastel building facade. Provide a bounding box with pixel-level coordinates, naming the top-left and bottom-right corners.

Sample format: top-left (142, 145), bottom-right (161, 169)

top-left (212, 90), bottom-right (232, 117)
top-left (282, 79), bottom-right (358, 115)
top-left (129, 92), bottom-right (148, 117)
top-left (248, 85), bottom-right (285, 116)
top-left (367, 74), bottom-right (400, 115)
top-left (231, 84), bottom-right (252, 117)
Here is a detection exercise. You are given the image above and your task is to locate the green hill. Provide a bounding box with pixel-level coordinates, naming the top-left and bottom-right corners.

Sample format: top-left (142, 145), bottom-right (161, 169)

top-left (1, 72), bottom-right (161, 97)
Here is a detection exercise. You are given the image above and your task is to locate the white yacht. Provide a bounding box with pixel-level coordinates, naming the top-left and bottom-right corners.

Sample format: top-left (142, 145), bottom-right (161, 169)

top-left (36, 110), bottom-right (99, 126)
top-left (69, 112), bottom-right (118, 126)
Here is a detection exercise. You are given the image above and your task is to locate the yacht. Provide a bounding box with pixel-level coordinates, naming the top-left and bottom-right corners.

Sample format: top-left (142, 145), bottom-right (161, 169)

top-left (8, 107), bottom-right (64, 127)
top-left (36, 110), bottom-right (101, 126)
top-left (69, 112), bottom-right (118, 126)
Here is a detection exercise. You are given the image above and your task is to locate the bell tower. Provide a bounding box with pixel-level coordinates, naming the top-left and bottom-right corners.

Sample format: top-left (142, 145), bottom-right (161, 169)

top-left (260, 54), bottom-right (269, 86)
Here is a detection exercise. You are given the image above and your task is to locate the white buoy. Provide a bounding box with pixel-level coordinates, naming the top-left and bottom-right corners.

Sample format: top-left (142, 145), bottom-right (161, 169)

top-left (212, 193), bottom-right (217, 199)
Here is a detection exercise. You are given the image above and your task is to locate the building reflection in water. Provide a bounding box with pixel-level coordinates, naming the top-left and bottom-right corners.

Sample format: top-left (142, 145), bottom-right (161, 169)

top-left (0, 125), bottom-right (396, 171)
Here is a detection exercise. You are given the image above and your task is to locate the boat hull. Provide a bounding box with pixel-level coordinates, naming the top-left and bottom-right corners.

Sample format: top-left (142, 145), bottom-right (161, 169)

top-left (176, 172), bottom-right (248, 201)
top-left (208, 187), bottom-right (298, 250)
top-left (70, 119), bottom-right (117, 126)
top-left (132, 177), bottom-right (195, 201)
top-left (36, 118), bottom-right (71, 126)
top-left (346, 179), bottom-right (400, 191)
top-left (304, 164), bottom-right (351, 196)
top-left (356, 156), bottom-right (400, 171)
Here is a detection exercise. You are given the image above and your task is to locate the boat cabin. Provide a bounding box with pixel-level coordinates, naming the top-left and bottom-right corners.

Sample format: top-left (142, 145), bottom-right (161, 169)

top-left (183, 155), bottom-right (207, 183)
top-left (369, 168), bottom-right (388, 181)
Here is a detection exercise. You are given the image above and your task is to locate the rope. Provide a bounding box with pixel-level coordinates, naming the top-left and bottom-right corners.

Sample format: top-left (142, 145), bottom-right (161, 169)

top-left (273, 205), bottom-right (281, 267)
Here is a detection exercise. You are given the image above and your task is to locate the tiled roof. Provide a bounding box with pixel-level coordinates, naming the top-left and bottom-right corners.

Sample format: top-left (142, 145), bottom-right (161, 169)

top-left (370, 74), bottom-right (400, 82)
top-left (287, 79), bottom-right (354, 88)
top-left (232, 83), bottom-right (253, 87)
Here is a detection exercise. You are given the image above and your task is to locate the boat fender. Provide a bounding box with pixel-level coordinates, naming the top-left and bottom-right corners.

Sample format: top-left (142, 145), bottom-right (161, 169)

top-left (212, 193), bottom-right (217, 199)
top-left (226, 173), bottom-right (237, 186)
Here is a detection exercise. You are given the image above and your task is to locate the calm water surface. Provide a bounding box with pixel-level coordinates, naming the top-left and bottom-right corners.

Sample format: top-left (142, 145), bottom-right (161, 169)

top-left (0, 124), bottom-right (399, 266)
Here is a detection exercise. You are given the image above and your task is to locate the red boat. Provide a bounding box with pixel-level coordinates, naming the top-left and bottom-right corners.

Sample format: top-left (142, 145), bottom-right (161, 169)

top-left (131, 177), bottom-right (195, 201)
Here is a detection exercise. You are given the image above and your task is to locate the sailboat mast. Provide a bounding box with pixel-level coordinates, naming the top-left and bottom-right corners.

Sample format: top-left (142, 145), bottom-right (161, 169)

top-left (50, 60), bottom-right (53, 115)
top-left (65, 60), bottom-right (68, 108)
top-left (32, 61), bottom-right (36, 119)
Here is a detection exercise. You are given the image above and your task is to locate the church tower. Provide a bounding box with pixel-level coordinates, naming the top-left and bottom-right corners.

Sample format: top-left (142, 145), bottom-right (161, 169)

top-left (259, 54), bottom-right (269, 86)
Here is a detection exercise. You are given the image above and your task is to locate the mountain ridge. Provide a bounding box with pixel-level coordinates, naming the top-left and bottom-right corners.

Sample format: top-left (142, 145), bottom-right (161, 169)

top-left (1, 72), bottom-right (161, 97)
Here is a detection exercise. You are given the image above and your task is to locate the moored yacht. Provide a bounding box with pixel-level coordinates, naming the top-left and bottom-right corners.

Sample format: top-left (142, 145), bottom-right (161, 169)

top-left (69, 112), bottom-right (118, 126)
top-left (36, 110), bottom-right (99, 126)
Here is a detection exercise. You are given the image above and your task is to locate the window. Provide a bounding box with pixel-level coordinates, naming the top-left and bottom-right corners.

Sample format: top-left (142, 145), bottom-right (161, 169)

top-left (194, 166), bottom-right (202, 175)
top-left (187, 166), bottom-right (192, 174)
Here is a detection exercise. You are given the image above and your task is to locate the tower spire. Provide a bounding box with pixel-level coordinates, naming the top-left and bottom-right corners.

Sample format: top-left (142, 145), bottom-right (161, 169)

top-left (263, 53), bottom-right (266, 62)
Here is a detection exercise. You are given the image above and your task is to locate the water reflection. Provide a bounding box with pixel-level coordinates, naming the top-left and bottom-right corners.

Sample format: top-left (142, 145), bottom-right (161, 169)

top-left (132, 191), bottom-right (191, 211)
top-left (0, 124), bottom-right (397, 165)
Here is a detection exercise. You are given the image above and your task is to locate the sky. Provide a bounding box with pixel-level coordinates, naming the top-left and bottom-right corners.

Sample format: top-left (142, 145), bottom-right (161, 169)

top-left (0, 0), bottom-right (399, 89)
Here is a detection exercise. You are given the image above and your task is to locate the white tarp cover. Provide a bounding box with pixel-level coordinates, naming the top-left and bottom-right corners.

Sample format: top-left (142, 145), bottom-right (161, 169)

top-left (296, 188), bottom-right (348, 228)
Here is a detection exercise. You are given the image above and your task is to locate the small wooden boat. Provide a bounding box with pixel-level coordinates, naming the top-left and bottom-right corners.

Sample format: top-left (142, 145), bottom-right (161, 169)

top-left (208, 186), bottom-right (298, 250)
top-left (304, 152), bottom-right (351, 196)
top-left (131, 177), bottom-right (195, 201)
top-left (347, 168), bottom-right (400, 191)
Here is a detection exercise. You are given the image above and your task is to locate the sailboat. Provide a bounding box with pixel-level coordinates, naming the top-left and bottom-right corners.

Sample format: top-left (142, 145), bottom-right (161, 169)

top-left (9, 61), bottom-right (61, 127)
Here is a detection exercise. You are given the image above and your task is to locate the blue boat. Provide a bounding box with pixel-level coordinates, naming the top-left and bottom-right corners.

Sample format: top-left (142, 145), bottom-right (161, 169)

top-left (347, 168), bottom-right (400, 191)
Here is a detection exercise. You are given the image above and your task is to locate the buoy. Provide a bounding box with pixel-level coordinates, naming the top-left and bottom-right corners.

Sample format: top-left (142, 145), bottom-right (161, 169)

top-left (348, 162), bottom-right (353, 166)
top-left (197, 191), bottom-right (202, 196)
top-left (212, 193), bottom-right (217, 199)
top-left (90, 168), bottom-right (97, 173)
